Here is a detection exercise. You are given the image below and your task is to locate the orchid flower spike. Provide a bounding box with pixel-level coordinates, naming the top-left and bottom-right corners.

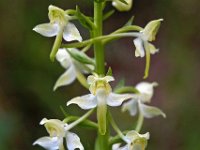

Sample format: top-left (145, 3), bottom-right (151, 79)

top-left (112, 0), bottom-right (133, 12)
top-left (112, 130), bottom-right (150, 150)
top-left (33, 118), bottom-right (84, 150)
top-left (67, 75), bottom-right (132, 134)
top-left (133, 19), bottom-right (163, 78)
top-left (33, 5), bottom-right (82, 61)
top-left (54, 48), bottom-right (94, 90)
top-left (122, 82), bottom-right (166, 118)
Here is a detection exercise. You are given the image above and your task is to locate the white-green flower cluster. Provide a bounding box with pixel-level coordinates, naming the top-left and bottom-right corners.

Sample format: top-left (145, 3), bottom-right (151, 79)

top-left (32, 2), bottom-right (165, 150)
top-left (33, 118), bottom-right (84, 150)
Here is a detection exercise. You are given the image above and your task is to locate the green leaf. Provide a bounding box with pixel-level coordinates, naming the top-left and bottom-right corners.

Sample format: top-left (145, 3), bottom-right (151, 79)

top-left (103, 10), bottom-right (115, 21)
top-left (67, 48), bottom-right (95, 65)
top-left (106, 67), bottom-right (113, 76)
top-left (124, 16), bottom-right (135, 27)
top-left (76, 6), bottom-right (93, 30)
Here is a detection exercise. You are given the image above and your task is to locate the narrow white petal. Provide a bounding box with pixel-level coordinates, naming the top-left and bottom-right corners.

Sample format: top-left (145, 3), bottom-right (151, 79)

top-left (67, 94), bottom-right (97, 109)
top-left (107, 93), bottom-right (132, 107)
top-left (63, 22), bottom-right (82, 42)
top-left (133, 38), bottom-right (145, 57)
top-left (53, 65), bottom-right (76, 90)
top-left (33, 23), bottom-right (59, 37)
top-left (66, 132), bottom-right (84, 150)
top-left (122, 99), bottom-right (138, 116)
top-left (33, 136), bottom-right (59, 150)
top-left (56, 48), bottom-right (72, 69)
top-left (139, 102), bottom-right (166, 118)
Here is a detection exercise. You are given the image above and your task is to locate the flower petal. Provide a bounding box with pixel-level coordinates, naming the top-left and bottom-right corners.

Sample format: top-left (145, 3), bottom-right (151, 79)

top-left (33, 136), bottom-right (59, 150)
top-left (122, 99), bottom-right (138, 116)
top-left (112, 143), bottom-right (128, 150)
top-left (136, 82), bottom-right (158, 103)
top-left (67, 94), bottom-right (97, 109)
top-left (133, 38), bottom-right (145, 57)
top-left (107, 93), bottom-right (132, 107)
top-left (139, 102), bottom-right (166, 118)
top-left (53, 65), bottom-right (76, 90)
top-left (147, 42), bottom-right (159, 55)
top-left (125, 130), bottom-right (150, 144)
top-left (63, 22), bottom-right (82, 42)
top-left (56, 48), bottom-right (72, 69)
top-left (33, 23), bottom-right (59, 37)
top-left (66, 132), bottom-right (84, 150)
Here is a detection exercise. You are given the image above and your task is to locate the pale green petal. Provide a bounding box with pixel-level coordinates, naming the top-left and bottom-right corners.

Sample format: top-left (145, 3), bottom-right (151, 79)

top-left (134, 38), bottom-right (145, 57)
top-left (56, 48), bottom-right (72, 69)
top-left (126, 130), bottom-right (150, 143)
top-left (87, 75), bottom-right (96, 85)
top-left (139, 102), bottom-right (166, 118)
top-left (33, 23), bottom-right (59, 37)
top-left (122, 99), bottom-right (138, 116)
top-left (66, 132), bottom-right (84, 150)
top-left (112, 0), bottom-right (133, 12)
top-left (63, 22), bottom-right (82, 42)
top-left (67, 94), bottom-right (97, 109)
top-left (107, 93), bottom-right (132, 107)
top-left (147, 42), bottom-right (159, 55)
top-left (142, 19), bottom-right (163, 41)
top-left (103, 76), bottom-right (115, 83)
top-left (53, 65), bottom-right (76, 91)
top-left (33, 136), bottom-right (59, 150)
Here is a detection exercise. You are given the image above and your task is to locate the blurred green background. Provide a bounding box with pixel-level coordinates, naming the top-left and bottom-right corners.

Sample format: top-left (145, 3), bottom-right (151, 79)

top-left (0, 0), bottom-right (200, 149)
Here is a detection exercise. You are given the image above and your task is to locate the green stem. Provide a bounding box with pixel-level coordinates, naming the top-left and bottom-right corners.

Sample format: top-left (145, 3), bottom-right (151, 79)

top-left (135, 111), bottom-right (144, 132)
top-left (63, 116), bottom-right (98, 129)
top-left (93, 2), bottom-right (109, 150)
top-left (65, 109), bottom-right (94, 131)
top-left (62, 32), bottom-right (140, 49)
top-left (94, 2), bottom-right (105, 75)
top-left (114, 86), bottom-right (139, 94)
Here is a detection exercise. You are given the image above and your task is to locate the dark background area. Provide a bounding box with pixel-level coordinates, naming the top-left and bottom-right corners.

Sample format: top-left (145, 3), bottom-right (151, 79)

top-left (0, 0), bottom-right (200, 149)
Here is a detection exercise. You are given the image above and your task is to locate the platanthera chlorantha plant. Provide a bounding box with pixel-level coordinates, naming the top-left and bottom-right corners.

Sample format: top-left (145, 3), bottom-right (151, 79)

top-left (33, 0), bottom-right (166, 150)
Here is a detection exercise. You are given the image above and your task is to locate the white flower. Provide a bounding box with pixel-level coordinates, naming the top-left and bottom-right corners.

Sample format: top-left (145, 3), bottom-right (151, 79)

top-left (67, 75), bottom-right (132, 134)
top-left (112, 0), bottom-right (133, 12)
top-left (53, 48), bottom-right (93, 90)
top-left (122, 82), bottom-right (166, 118)
top-left (67, 75), bottom-right (132, 110)
top-left (33, 118), bottom-right (84, 150)
top-left (33, 5), bottom-right (82, 42)
top-left (133, 19), bottom-right (163, 58)
top-left (112, 131), bottom-right (150, 150)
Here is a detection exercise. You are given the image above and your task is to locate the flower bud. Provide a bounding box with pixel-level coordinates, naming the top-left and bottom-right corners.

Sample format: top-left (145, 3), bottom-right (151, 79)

top-left (112, 0), bottom-right (133, 12)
